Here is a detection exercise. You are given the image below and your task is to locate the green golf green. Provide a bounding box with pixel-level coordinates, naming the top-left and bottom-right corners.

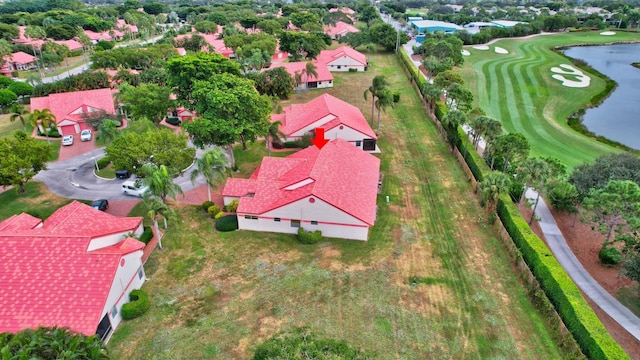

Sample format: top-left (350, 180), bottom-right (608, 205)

top-left (459, 31), bottom-right (640, 169)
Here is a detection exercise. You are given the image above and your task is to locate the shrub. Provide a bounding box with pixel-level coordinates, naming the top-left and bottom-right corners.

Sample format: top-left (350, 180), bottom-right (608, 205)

top-left (202, 200), bottom-right (214, 212)
top-left (215, 214), bottom-right (238, 232)
top-left (166, 116), bottom-right (181, 126)
top-left (297, 228), bottom-right (322, 244)
top-left (225, 199), bottom-right (239, 213)
top-left (208, 205), bottom-right (221, 218)
top-left (139, 227), bottom-right (153, 244)
top-left (271, 140), bottom-right (284, 149)
top-left (37, 126), bottom-right (61, 138)
top-left (348, 68), bottom-right (358, 72)
top-left (96, 156), bottom-right (111, 170)
top-left (214, 211), bottom-right (225, 220)
top-left (392, 91), bottom-right (401, 103)
top-left (121, 289), bottom-right (150, 320)
top-left (598, 247), bottom-right (622, 266)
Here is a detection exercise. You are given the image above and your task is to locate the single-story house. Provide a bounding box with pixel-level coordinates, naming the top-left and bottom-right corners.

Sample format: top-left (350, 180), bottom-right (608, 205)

top-left (30, 88), bottom-right (117, 135)
top-left (0, 201), bottom-right (148, 342)
top-left (174, 33), bottom-right (234, 58)
top-left (84, 30), bottom-right (113, 44)
top-left (223, 138), bottom-right (380, 241)
top-left (324, 21), bottom-right (360, 40)
top-left (272, 93), bottom-right (378, 152)
top-left (116, 19), bottom-right (139, 34)
top-left (54, 39), bottom-right (83, 52)
top-left (3, 51), bottom-right (37, 71)
top-left (268, 61), bottom-right (333, 90)
top-left (168, 107), bottom-right (196, 122)
top-left (329, 7), bottom-right (356, 15)
top-left (316, 46), bottom-right (367, 72)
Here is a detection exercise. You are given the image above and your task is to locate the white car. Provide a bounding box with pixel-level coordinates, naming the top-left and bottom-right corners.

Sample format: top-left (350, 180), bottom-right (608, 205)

top-left (80, 129), bottom-right (92, 141)
top-left (62, 135), bottom-right (74, 146)
top-left (122, 180), bottom-right (149, 197)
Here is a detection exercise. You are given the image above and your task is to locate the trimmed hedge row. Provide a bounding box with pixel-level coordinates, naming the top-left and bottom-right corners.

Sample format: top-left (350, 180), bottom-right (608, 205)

top-left (396, 48), bottom-right (627, 359)
top-left (497, 198), bottom-right (627, 359)
top-left (398, 48), bottom-right (427, 91)
top-left (139, 226), bottom-right (153, 244)
top-left (121, 289), bottom-right (150, 320)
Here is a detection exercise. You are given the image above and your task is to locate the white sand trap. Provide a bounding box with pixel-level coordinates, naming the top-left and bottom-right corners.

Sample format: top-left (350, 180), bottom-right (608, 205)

top-left (550, 64), bottom-right (590, 88)
top-left (461, 49), bottom-right (470, 56)
top-left (473, 45), bottom-right (489, 50)
top-left (600, 31), bottom-right (616, 36)
top-left (494, 46), bottom-right (508, 54)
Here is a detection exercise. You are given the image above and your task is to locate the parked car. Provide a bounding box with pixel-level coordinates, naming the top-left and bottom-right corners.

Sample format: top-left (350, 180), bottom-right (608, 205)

top-left (80, 129), bottom-right (92, 141)
top-left (115, 169), bottom-right (130, 179)
top-left (62, 135), bottom-right (74, 146)
top-left (122, 180), bottom-right (149, 197)
top-left (91, 199), bottom-right (109, 211)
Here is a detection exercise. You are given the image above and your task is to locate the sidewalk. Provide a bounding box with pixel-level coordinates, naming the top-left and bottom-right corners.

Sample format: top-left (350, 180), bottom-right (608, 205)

top-left (527, 188), bottom-right (640, 341)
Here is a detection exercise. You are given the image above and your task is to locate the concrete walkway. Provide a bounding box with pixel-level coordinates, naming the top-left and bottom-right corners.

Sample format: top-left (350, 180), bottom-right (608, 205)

top-left (526, 188), bottom-right (640, 341)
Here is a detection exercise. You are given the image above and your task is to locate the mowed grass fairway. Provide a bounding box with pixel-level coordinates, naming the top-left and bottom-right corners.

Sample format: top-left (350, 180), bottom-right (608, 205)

top-left (107, 53), bottom-right (567, 359)
top-left (459, 31), bottom-right (640, 169)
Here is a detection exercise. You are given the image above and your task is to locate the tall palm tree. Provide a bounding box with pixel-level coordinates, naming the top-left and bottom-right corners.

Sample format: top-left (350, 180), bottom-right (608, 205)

top-left (479, 172), bottom-right (511, 215)
top-left (9, 103), bottom-right (29, 131)
top-left (293, 70), bottom-right (304, 89)
top-left (304, 61), bottom-right (318, 89)
top-left (441, 109), bottom-right (467, 152)
top-left (190, 148), bottom-right (229, 202)
top-left (421, 82), bottom-right (442, 114)
top-left (145, 197), bottom-right (175, 249)
top-left (374, 88), bottom-right (394, 135)
top-left (95, 119), bottom-right (120, 145)
top-left (364, 75), bottom-right (389, 126)
top-left (267, 120), bottom-right (286, 156)
top-left (23, 26), bottom-right (46, 75)
top-left (77, 31), bottom-right (93, 62)
top-left (29, 108), bottom-right (56, 143)
top-left (140, 163), bottom-right (183, 203)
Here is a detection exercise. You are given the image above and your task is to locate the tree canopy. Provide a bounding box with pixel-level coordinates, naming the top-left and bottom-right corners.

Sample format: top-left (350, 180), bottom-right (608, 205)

top-left (0, 130), bottom-right (50, 193)
top-left (569, 153), bottom-right (640, 198)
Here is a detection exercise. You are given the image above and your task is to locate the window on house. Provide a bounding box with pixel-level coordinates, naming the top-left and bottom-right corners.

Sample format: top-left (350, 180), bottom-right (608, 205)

top-left (291, 219), bottom-right (301, 228)
top-left (245, 215), bottom-right (258, 220)
top-left (111, 305), bottom-right (118, 318)
top-left (311, 221), bottom-right (318, 225)
top-left (245, 192), bottom-right (255, 198)
top-left (137, 266), bottom-right (144, 280)
top-left (355, 140), bottom-right (361, 147)
top-left (337, 65), bottom-right (341, 69)
top-left (274, 218), bottom-right (281, 222)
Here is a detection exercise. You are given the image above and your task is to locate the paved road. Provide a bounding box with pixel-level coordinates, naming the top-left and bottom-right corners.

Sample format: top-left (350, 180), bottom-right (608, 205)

top-left (34, 145), bottom-right (218, 201)
top-left (527, 188), bottom-right (640, 341)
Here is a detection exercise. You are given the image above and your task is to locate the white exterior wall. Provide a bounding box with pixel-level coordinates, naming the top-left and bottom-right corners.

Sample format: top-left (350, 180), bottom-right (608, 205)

top-left (224, 196), bottom-right (240, 206)
top-left (87, 224), bottom-right (144, 251)
top-left (238, 196), bottom-right (371, 241)
top-left (289, 114), bottom-right (334, 139)
top-left (101, 250), bottom-right (145, 333)
top-left (324, 126), bottom-right (370, 143)
top-left (314, 81), bottom-right (333, 89)
top-left (326, 57), bottom-right (366, 72)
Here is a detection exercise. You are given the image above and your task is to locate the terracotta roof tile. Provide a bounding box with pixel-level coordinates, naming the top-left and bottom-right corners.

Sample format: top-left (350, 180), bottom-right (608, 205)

top-left (324, 22), bottom-right (360, 38)
top-left (44, 201), bottom-right (142, 238)
top-left (30, 88), bottom-right (116, 126)
top-left (0, 213), bottom-right (42, 231)
top-left (317, 46), bottom-right (367, 67)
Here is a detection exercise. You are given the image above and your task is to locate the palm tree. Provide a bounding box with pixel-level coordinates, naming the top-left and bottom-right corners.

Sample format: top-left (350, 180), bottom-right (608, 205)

top-left (421, 82), bottom-right (442, 114)
top-left (9, 103), bottom-right (29, 131)
top-left (267, 120), bottom-right (286, 156)
top-left (140, 163), bottom-right (184, 203)
top-left (479, 172), bottom-right (511, 215)
top-left (23, 26), bottom-right (46, 75)
top-left (304, 61), bottom-right (318, 89)
top-left (77, 31), bottom-right (93, 62)
top-left (95, 119), bottom-right (120, 145)
top-left (441, 109), bottom-right (467, 151)
top-left (190, 148), bottom-right (229, 202)
top-left (364, 75), bottom-right (389, 126)
top-left (293, 70), bottom-right (304, 89)
top-left (145, 197), bottom-right (175, 249)
top-left (374, 88), bottom-right (394, 135)
top-left (29, 108), bottom-right (56, 143)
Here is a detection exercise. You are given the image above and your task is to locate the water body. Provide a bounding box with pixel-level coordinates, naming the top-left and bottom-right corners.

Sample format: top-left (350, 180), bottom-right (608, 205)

top-left (563, 43), bottom-right (640, 150)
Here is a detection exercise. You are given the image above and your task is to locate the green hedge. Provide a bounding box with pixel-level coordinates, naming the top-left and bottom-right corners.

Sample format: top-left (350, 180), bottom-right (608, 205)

top-left (215, 214), bottom-right (238, 232)
top-left (398, 49), bottom-right (427, 91)
top-left (121, 289), bottom-right (150, 320)
top-left (139, 226), bottom-right (153, 244)
top-left (96, 156), bottom-right (110, 170)
top-left (497, 197), bottom-right (627, 359)
top-left (456, 127), bottom-right (487, 182)
top-left (297, 228), bottom-right (322, 244)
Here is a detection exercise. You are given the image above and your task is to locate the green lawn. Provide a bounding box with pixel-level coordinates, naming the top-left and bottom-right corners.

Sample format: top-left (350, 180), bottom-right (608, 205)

top-left (0, 113), bottom-right (60, 161)
top-left (459, 31), bottom-right (640, 170)
top-left (0, 182), bottom-right (86, 220)
top-left (107, 53), bottom-right (572, 359)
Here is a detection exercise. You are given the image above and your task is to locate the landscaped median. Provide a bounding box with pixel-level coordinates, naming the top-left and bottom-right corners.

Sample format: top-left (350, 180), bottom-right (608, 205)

top-left (397, 48), bottom-right (628, 359)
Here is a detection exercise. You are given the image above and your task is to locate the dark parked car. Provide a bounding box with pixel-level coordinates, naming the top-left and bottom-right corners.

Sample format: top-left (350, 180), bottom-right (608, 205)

top-left (115, 169), bottom-right (130, 179)
top-left (91, 199), bottom-right (109, 211)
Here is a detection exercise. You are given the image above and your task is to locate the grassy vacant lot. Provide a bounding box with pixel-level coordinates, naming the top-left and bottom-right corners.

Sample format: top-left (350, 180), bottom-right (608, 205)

top-left (458, 31), bottom-right (640, 170)
top-left (107, 52), bottom-right (570, 359)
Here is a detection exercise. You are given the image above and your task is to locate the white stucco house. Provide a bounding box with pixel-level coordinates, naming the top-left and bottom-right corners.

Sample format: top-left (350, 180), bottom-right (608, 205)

top-left (223, 139), bottom-right (380, 241)
top-left (272, 93), bottom-right (378, 152)
top-left (0, 201), bottom-right (148, 342)
top-left (316, 46), bottom-right (368, 72)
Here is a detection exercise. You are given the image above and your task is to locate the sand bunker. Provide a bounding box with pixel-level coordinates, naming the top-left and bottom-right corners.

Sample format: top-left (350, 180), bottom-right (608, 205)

top-left (494, 47), bottom-right (508, 54)
top-left (550, 64), bottom-right (590, 88)
top-left (473, 45), bottom-right (489, 50)
top-left (600, 31), bottom-right (616, 36)
top-left (461, 49), bottom-right (470, 56)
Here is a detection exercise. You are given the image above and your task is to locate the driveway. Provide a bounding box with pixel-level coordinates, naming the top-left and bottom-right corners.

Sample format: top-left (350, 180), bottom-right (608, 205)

top-left (58, 135), bottom-right (98, 162)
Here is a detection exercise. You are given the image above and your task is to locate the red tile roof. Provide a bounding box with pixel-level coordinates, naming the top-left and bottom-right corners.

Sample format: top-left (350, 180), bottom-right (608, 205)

top-left (30, 88), bottom-right (116, 126)
top-left (277, 93), bottom-right (376, 139)
top-left (223, 139), bottom-right (380, 225)
top-left (0, 202), bottom-right (145, 335)
top-left (317, 46), bottom-right (367, 67)
top-left (84, 30), bottom-right (112, 41)
top-left (174, 33), bottom-right (234, 57)
top-left (4, 51), bottom-right (36, 65)
top-left (0, 213), bottom-right (42, 232)
top-left (268, 61), bottom-right (333, 84)
top-left (324, 21), bottom-right (360, 38)
top-left (54, 39), bottom-right (83, 52)
top-left (44, 201), bottom-right (142, 238)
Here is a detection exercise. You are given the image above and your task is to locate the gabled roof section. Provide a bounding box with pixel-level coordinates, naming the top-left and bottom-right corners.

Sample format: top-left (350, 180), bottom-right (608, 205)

top-left (0, 213), bottom-right (42, 232)
top-left (324, 21), bottom-right (360, 37)
top-left (276, 93), bottom-right (376, 139)
top-left (317, 46), bottom-right (367, 66)
top-left (30, 88), bottom-right (116, 126)
top-left (44, 201), bottom-right (142, 238)
top-left (4, 51), bottom-right (36, 65)
top-left (223, 139), bottom-right (380, 225)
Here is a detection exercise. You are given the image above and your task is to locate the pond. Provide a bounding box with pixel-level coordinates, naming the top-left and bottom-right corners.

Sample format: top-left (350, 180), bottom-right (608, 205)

top-left (563, 43), bottom-right (640, 150)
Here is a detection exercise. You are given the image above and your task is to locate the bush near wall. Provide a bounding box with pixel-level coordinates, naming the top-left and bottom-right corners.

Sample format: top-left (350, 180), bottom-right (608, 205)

top-left (121, 289), bottom-right (150, 320)
top-left (215, 214), bottom-right (238, 232)
top-left (497, 198), bottom-right (627, 359)
top-left (139, 227), bottom-right (153, 244)
top-left (397, 49), bottom-right (627, 360)
top-left (297, 228), bottom-right (322, 244)
top-left (96, 156), bottom-right (110, 170)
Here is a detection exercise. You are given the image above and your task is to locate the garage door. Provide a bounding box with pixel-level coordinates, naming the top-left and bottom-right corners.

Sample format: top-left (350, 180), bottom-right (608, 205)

top-left (60, 125), bottom-right (76, 135)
